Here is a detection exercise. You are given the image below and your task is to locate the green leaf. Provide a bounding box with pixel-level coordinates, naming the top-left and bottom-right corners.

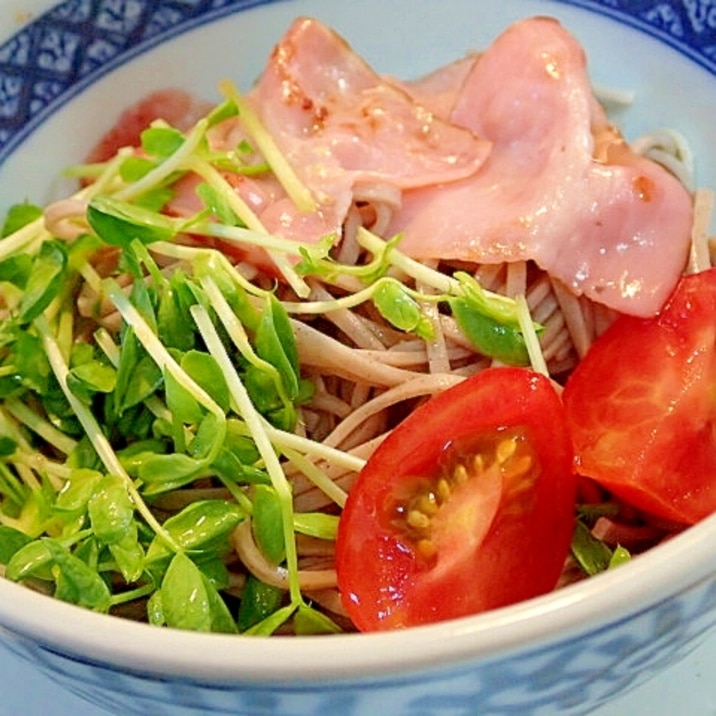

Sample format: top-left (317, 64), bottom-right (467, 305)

top-left (108, 525), bottom-right (145, 583)
top-left (570, 520), bottom-right (613, 577)
top-left (0, 525), bottom-right (33, 564)
top-left (609, 545), bottom-right (631, 569)
top-left (54, 468), bottom-right (104, 515)
top-left (138, 453), bottom-right (204, 492)
top-left (146, 499), bottom-right (245, 564)
top-left (243, 365), bottom-right (296, 431)
top-left (119, 156), bottom-right (158, 183)
top-left (141, 126), bottom-right (186, 158)
top-left (293, 512), bottom-right (339, 541)
top-left (0, 254), bottom-right (33, 288)
top-left (87, 474), bottom-right (135, 545)
top-left (19, 241), bottom-right (67, 322)
top-left (198, 260), bottom-right (261, 331)
top-left (147, 589), bottom-right (167, 626)
top-left (15, 488), bottom-right (53, 538)
top-left (2, 203), bottom-right (42, 236)
top-left (5, 539), bottom-right (55, 581)
top-left (67, 360), bottom-right (117, 403)
top-left (113, 329), bottom-right (163, 414)
top-left (181, 350), bottom-right (230, 413)
top-left (43, 539), bottom-right (112, 610)
top-left (190, 412), bottom-right (225, 462)
top-left (211, 440), bottom-right (269, 487)
top-left (196, 182), bottom-right (241, 226)
top-left (254, 294), bottom-right (300, 400)
top-left (454, 271), bottom-right (522, 325)
top-left (87, 195), bottom-right (176, 247)
top-left (237, 575), bottom-right (284, 632)
top-left (293, 603), bottom-right (342, 635)
top-left (196, 555), bottom-right (231, 591)
top-left (373, 280), bottom-right (434, 340)
top-left (206, 99), bottom-right (238, 128)
top-left (147, 589), bottom-right (165, 626)
top-left (451, 297), bottom-right (530, 365)
top-left (12, 331), bottom-right (52, 394)
top-left (243, 603), bottom-right (296, 636)
top-left (160, 552), bottom-right (237, 633)
top-left (117, 439), bottom-right (168, 474)
top-left (0, 462), bottom-right (31, 511)
top-left (161, 553), bottom-right (211, 630)
top-left (157, 274), bottom-right (196, 351)
top-left (0, 437), bottom-right (16, 457)
top-left (165, 369), bottom-right (204, 425)
top-left (251, 485), bottom-right (285, 565)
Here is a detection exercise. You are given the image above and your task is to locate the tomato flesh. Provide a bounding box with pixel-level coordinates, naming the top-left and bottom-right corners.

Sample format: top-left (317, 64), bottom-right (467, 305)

top-left (335, 366), bottom-right (575, 631)
top-left (563, 268), bottom-right (716, 524)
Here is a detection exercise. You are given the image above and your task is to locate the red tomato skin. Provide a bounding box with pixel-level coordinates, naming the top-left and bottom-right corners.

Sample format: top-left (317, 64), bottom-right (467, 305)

top-left (563, 268), bottom-right (716, 525)
top-left (85, 89), bottom-right (210, 163)
top-left (335, 367), bottom-right (576, 632)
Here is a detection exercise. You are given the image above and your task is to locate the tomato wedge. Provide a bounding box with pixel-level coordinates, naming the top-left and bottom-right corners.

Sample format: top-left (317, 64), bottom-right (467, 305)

top-left (563, 268), bottom-right (716, 525)
top-left (335, 366), bottom-right (575, 631)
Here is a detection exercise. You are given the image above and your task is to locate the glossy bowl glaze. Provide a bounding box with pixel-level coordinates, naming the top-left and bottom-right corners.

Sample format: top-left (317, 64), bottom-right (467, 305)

top-left (0, 2), bottom-right (715, 715)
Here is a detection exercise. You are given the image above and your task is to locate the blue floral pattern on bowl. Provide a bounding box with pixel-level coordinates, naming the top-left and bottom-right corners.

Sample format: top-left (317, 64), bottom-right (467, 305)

top-left (0, 0), bottom-right (715, 164)
top-left (3, 571), bottom-right (716, 715)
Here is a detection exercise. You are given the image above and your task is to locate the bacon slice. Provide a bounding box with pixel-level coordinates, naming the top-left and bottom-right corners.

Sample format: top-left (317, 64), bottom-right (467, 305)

top-left (236, 17), bottom-right (491, 240)
top-left (388, 17), bottom-right (693, 317)
top-left (385, 55), bottom-right (478, 121)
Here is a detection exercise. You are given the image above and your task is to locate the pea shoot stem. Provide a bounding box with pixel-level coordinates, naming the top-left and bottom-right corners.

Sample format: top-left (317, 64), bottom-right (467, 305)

top-left (190, 303), bottom-right (304, 606)
top-left (34, 315), bottom-right (183, 554)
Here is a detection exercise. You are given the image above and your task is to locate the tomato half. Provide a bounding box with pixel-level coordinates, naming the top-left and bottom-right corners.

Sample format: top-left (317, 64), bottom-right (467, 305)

top-left (563, 268), bottom-right (716, 525)
top-left (335, 366), bottom-right (575, 631)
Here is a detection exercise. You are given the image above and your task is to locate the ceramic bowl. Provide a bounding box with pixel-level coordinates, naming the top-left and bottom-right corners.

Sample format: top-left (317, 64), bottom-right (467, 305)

top-left (0, 1), bottom-right (715, 715)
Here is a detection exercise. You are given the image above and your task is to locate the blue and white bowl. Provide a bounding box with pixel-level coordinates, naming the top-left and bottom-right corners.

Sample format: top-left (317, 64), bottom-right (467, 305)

top-left (0, 2), bottom-right (715, 715)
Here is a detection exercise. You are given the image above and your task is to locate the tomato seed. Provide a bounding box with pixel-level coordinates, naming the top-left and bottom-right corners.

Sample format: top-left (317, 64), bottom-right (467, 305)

top-left (436, 478), bottom-right (451, 503)
top-left (407, 509), bottom-right (432, 530)
top-left (496, 437), bottom-right (518, 464)
top-left (416, 539), bottom-right (437, 560)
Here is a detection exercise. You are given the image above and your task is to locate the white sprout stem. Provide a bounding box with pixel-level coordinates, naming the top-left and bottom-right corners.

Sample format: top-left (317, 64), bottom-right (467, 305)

top-left (104, 279), bottom-right (226, 430)
top-left (153, 225), bottom-right (311, 299)
top-left (35, 316), bottom-right (127, 477)
top-left (190, 303), bottom-right (304, 605)
top-left (267, 427), bottom-right (366, 474)
top-left (114, 118), bottom-right (209, 202)
top-left (93, 327), bottom-right (121, 365)
top-left (4, 398), bottom-right (78, 456)
top-left (187, 157), bottom-right (267, 234)
top-left (10, 461), bottom-right (42, 492)
top-left (93, 328), bottom-right (181, 433)
top-left (266, 252), bottom-right (312, 299)
top-left (282, 280), bottom-right (384, 315)
top-left (0, 217), bottom-right (47, 261)
top-left (515, 293), bottom-right (549, 377)
top-left (33, 315), bottom-right (181, 551)
top-left (199, 276), bottom-right (270, 372)
top-left (13, 453), bottom-right (71, 485)
top-left (356, 227), bottom-right (517, 313)
top-left (280, 445), bottom-right (349, 509)
top-left (188, 222), bottom-right (307, 256)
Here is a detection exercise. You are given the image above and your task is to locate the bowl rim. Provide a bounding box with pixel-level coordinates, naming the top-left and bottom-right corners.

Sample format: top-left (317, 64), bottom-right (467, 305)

top-left (1, 509), bottom-right (715, 684)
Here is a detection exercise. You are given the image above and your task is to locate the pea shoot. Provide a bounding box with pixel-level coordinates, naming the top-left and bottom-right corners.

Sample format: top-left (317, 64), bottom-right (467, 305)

top-left (0, 81), bottom-right (540, 635)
